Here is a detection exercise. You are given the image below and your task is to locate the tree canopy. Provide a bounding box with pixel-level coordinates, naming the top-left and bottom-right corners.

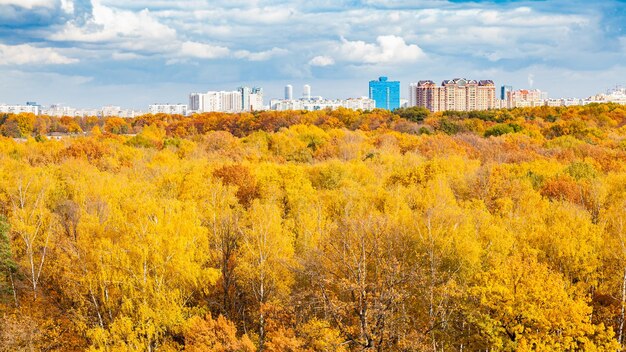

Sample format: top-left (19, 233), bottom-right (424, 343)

top-left (1, 104), bottom-right (626, 351)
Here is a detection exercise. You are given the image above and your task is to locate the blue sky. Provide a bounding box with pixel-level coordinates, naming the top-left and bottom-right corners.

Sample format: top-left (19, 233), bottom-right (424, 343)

top-left (0, 0), bottom-right (625, 108)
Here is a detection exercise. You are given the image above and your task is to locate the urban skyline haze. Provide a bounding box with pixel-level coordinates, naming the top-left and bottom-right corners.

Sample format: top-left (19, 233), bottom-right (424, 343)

top-left (0, 0), bottom-right (625, 108)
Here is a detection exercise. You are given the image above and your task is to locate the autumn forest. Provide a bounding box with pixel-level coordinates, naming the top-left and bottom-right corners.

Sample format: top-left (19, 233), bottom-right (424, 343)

top-left (2, 104), bottom-right (626, 351)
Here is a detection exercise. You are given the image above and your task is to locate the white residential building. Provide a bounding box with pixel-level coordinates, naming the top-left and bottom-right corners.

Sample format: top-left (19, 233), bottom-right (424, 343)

top-left (543, 99), bottom-right (582, 107)
top-left (408, 83), bottom-right (418, 107)
top-left (42, 105), bottom-right (76, 117)
top-left (239, 86), bottom-right (264, 111)
top-left (270, 97), bottom-right (375, 111)
top-left (101, 105), bottom-right (122, 117)
top-left (562, 98), bottom-right (584, 106)
top-left (545, 99), bottom-right (563, 107)
top-left (42, 106), bottom-right (100, 117)
top-left (249, 88), bottom-right (264, 111)
top-left (303, 84), bottom-right (311, 99)
top-left (207, 91), bottom-right (242, 113)
top-left (148, 104), bottom-right (188, 115)
top-left (189, 93), bottom-right (204, 113)
top-left (189, 87), bottom-right (264, 113)
top-left (220, 91), bottom-right (243, 112)
top-left (44, 105), bottom-right (141, 117)
top-left (343, 97), bottom-right (377, 110)
top-left (0, 104), bottom-right (40, 115)
top-left (584, 87), bottom-right (626, 105)
top-left (117, 109), bottom-right (144, 118)
top-left (270, 99), bottom-right (304, 111)
top-left (506, 89), bottom-right (548, 108)
top-left (101, 106), bottom-right (143, 118)
top-left (239, 87), bottom-right (251, 112)
top-left (495, 99), bottom-right (508, 109)
top-left (75, 109), bottom-right (102, 117)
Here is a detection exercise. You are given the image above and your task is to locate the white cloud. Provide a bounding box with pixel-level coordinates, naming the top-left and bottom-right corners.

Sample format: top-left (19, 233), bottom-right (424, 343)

top-left (234, 47), bottom-right (288, 61)
top-left (411, 7), bottom-right (589, 51)
top-left (180, 41), bottom-right (230, 59)
top-left (0, 0), bottom-right (620, 103)
top-left (0, 43), bottom-right (77, 65)
top-left (39, 1), bottom-right (593, 69)
top-left (111, 51), bottom-right (142, 60)
top-left (309, 55), bottom-right (335, 66)
top-left (47, 2), bottom-right (289, 63)
top-left (50, 3), bottom-right (177, 46)
top-left (178, 44), bottom-right (288, 61)
top-left (0, 0), bottom-right (55, 8)
top-left (186, 6), bottom-right (296, 25)
top-left (59, 0), bottom-right (73, 13)
top-left (334, 35), bottom-right (425, 64)
top-left (165, 58), bottom-right (188, 65)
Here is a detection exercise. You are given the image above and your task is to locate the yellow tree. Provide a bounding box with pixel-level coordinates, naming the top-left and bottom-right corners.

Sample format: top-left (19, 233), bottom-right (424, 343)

top-left (238, 200), bottom-right (295, 350)
top-left (466, 251), bottom-right (619, 351)
top-left (65, 169), bottom-right (218, 351)
top-left (0, 164), bottom-right (56, 300)
top-left (201, 175), bottom-right (247, 320)
top-left (403, 176), bottom-right (483, 351)
top-left (183, 313), bottom-right (255, 352)
top-left (309, 184), bottom-right (424, 351)
top-left (597, 172), bottom-right (626, 347)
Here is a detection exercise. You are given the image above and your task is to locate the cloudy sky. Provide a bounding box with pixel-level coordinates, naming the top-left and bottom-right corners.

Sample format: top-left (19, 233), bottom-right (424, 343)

top-left (0, 0), bottom-right (625, 108)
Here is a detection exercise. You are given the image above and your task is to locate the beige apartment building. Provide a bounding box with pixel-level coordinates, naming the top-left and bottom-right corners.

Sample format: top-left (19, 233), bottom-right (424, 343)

top-left (506, 89), bottom-right (547, 108)
top-left (409, 78), bottom-right (497, 112)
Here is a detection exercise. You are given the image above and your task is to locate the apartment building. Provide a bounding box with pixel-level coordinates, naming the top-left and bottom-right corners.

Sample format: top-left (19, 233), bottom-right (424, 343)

top-left (409, 78), bottom-right (496, 112)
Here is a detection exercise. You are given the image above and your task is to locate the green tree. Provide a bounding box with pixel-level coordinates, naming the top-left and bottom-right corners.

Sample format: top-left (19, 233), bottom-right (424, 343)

top-left (394, 106), bottom-right (431, 122)
top-left (0, 215), bottom-right (17, 305)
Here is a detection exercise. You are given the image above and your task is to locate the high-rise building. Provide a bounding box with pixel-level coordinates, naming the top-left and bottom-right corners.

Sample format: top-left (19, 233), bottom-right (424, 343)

top-left (412, 80), bottom-right (442, 112)
top-left (285, 85), bottom-right (293, 100)
top-left (409, 83), bottom-right (418, 107)
top-left (238, 86), bottom-right (263, 111)
top-left (190, 87), bottom-right (265, 113)
top-left (249, 87), bottom-right (264, 111)
top-left (303, 84), bottom-right (311, 100)
top-left (369, 76), bottom-right (400, 110)
top-left (202, 92), bottom-right (220, 112)
top-left (190, 91), bottom-right (243, 113)
top-left (409, 78), bottom-right (496, 112)
top-left (238, 86), bottom-right (251, 111)
top-left (500, 85), bottom-right (514, 108)
top-left (218, 91), bottom-right (243, 112)
top-left (500, 85), bottom-right (513, 100)
top-left (189, 93), bottom-right (204, 112)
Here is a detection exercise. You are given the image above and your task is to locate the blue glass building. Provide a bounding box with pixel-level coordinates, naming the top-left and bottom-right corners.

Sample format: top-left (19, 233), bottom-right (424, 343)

top-left (369, 76), bottom-right (400, 110)
top-left (500, 85), bottom-right (513, 100)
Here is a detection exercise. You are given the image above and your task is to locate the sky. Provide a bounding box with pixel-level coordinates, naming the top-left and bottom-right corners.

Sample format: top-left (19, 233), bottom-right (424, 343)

top-left (0, 0), bottom-right (625, 109)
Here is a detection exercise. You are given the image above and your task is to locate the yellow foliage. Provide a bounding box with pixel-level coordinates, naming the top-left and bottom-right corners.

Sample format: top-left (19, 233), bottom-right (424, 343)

top-left (183, 314), bottom-right (255, 352)
top-left (1, 109), bottom-right (625, 350)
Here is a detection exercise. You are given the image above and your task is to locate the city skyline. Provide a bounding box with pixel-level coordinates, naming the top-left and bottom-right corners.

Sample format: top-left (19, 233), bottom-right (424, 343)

top-left (3, 79), bottom-right (626, 113)
top-left (0, 0), bottom-right (625, 108)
